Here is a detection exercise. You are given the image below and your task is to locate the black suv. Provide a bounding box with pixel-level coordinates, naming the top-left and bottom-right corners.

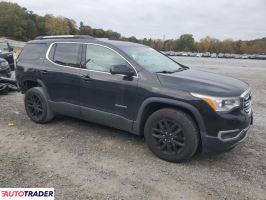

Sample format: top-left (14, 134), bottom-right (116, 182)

top-left (0, 41), bottom-right (15, 71)
top-left (16, 35), bottom-right (253, 162)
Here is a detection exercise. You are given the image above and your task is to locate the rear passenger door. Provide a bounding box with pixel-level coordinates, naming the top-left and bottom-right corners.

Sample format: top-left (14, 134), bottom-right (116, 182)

top-left (43, 43), bottom-right (82, 111)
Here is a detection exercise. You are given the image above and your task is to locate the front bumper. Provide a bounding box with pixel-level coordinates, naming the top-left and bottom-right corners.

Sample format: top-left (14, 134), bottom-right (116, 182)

top-left (201, 111), bottom-right (253, 153)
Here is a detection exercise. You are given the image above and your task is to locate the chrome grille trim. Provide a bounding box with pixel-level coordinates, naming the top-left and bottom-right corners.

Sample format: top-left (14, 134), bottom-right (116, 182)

top-left (241, 88), bottom-right (252, 114)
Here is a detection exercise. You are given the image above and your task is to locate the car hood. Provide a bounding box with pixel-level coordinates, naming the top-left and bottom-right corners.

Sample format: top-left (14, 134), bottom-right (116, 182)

top-left (157, 69), bottom-right (249, 97)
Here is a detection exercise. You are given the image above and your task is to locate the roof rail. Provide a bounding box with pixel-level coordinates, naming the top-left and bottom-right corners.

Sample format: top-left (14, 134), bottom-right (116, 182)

top-left (34, 35), bottom-right (95, 40)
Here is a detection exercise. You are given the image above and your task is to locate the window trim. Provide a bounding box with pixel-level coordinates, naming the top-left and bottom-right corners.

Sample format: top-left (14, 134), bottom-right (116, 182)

top-left (46, 42), bottom-right (138, 78)
top-left (47, 42), bottom-right (82, 68)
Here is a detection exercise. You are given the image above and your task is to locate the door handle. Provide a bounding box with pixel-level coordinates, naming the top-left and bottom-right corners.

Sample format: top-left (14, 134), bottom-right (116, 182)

top-left (81, 74), bottom-right (91, 81)
top-left (40, 70), bottom-right (48, 75)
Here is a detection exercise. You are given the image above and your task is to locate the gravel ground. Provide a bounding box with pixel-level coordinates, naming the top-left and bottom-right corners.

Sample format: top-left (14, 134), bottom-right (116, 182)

top-left (0, 57), bottom-right (266, 200)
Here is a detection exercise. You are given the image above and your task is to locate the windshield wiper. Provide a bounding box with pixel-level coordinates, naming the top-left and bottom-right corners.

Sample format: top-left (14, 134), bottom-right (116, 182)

top-left (155, 68), bottom-right (187, 74)
top-left (155, 70), bottom-right (175, 74)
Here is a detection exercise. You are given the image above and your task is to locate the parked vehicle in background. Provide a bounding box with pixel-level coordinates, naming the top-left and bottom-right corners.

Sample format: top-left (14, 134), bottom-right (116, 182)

top-left (211, 53), bottom-right (217, 58)
top-left (196, 53), bottom-right (202, 57)
top-left (234, 54), bottom-right (242, 59)
top-left (168, 51), bottom-right (175, 56)
top-left (188, 52), bottom-right (197, 57)
top-left (202, 52), bottom-right (211, 57)
top-left (16, 35), bottom-right (253, 163)
top-left (241, 54), bottom-right (249, 59)
top-left (0, 58), bottom-right (11, 78)
top-left (0, 41), bottom-right (15, 71)
top-left (152, 51), bottom-right (265, 60)
top-left (175, 52), bottom-right (183, 56)
top-left (165, 51), bottom-right (171, 56)
top-left (181, 52), bottom-right (188, 56)
top-left (218, 53), bottom-right (224, 58)
top-left (224, 53), bottom-right (233, 59)
top-left (249, 55), bottom-right (257, 59)
top-left (255, 55), bottom-right (266, 60)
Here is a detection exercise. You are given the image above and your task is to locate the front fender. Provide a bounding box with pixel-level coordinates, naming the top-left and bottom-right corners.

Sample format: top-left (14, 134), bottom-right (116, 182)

top-left (132, 97), bottom-right (207, 137)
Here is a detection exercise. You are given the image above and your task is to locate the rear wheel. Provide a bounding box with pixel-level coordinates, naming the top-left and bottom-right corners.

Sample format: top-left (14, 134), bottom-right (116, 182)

top-left (144, 108), bottom-right (199, 162)
top-left (24, 87), bottom-right (54, 123)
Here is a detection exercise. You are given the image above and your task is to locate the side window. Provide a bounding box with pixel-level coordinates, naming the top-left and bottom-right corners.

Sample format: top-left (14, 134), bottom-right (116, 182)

top-left (50, 43), bottom-right (81, 68)
top-left (19, 43), bottom-right (48, 60)
top-left (85, 44), bottom-right (128, 72)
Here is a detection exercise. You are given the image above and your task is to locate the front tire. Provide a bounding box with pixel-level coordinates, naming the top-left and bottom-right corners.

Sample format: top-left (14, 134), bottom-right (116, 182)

top-left (24, 87), bottom-right (54, 123)
top-left (144, 108), bottom-right (199, 163)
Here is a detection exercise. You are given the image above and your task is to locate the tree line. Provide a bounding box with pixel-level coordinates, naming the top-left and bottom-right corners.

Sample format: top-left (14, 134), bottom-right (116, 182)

top-left (0, 2), bottom-right (265, 54)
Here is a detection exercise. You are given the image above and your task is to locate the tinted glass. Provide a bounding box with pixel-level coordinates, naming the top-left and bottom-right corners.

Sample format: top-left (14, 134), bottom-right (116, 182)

top-left (121, 46), bottom-right (182, 72)
top-left (86, 44), bottom-right (127, 72)
top-left (52, 43), bottom-right (81, 68)
top-left (19, 43), bottom-right (47, 60)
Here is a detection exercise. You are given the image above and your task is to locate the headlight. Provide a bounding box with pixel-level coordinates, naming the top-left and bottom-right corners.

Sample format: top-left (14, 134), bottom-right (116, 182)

top-left (191, 93), bottom-right (240, 112)
top-left (0, 60), bottom-right (9, 68)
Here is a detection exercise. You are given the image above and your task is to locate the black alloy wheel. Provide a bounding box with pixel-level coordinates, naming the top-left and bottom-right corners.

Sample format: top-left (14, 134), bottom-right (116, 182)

top-left (26, 94), bottom-right (44, 121)
top-left (151, 119), bottom-right (185, 154)
top-left (144, 108), bottom-right (199, 163)
top-left (24, 87), bottom-right (54, 123)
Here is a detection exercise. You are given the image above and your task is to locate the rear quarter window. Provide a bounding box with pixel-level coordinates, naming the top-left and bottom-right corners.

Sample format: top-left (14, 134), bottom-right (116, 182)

top-left (19, 43), bottom-right (48, 60)
top-left (48, 43), bottom-right (81, 68)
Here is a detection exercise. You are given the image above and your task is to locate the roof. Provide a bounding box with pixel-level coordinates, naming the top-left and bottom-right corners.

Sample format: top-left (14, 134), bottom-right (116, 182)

top-left (102, 39), bottom-right (145, 47)
top-left (29, 35), bottom-right (145, 49)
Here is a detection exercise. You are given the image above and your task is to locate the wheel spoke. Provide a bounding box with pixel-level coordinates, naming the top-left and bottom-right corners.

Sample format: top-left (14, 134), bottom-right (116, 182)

top-left (158, 121), bottom-right (165, 131)
top-left (171, 141), bottom-right (178, 152)
top-left (163, 120), bottom-right (171, 131)
top-left (173, 127), bottom-right (182, 135)
top-left (152, 128), bottom-right (163, 135)
top-left (159, 142), bottom-right (167, 150)
top-left (157, 138), bottom-right (164, 144)
top-left (166, 143), bottom-right (172, 152)
top-left (152, 118), bottom-right (185, 155)
top-left (152, 133), bottom-right (163, 139)
top-left (173, 140), bottom-right (184, 147)
top-left (33, 108), bottom-right (37, 116)
top-left (170, 123), bottom-right (177, 132)
top-left (26, 94), bottom-right (44, 120)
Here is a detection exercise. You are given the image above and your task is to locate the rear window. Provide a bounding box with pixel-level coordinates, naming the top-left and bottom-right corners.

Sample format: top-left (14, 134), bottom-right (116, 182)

top-left (19, 43), bottom-right (48, 60)
top-left (48, 43), bottom-right (81, 68)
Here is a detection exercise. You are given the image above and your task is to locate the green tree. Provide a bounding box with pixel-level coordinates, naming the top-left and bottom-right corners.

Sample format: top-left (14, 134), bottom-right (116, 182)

top-left (93, 29), bottom-right (105, 37)
top-left (0, 2), bottom-right (30, 40)
top-left (128, 36), bottom-right (138, 43)
top-left (176, 34), bottom-right (195, 51)
top-left (44, 15), bottom-right (70, 35)
top-left (67, 18), bottom-right (78, 35)
top-left (79, 25), bottom-right (93, 36)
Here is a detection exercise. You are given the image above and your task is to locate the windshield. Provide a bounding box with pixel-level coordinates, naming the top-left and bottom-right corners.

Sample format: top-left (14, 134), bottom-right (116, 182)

top-left (121, 46), bottom-right (183, 72)
top-left (0, 42), bottom-right (10, 52)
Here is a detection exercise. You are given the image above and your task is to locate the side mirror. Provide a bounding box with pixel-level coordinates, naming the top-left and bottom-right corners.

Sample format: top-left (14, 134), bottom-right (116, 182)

top-left (110, 64), bottom-right (135, 77)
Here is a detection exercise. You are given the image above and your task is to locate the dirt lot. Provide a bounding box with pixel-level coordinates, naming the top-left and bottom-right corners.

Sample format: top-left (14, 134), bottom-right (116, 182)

top-left (0, 57), bottom-right (266, 200)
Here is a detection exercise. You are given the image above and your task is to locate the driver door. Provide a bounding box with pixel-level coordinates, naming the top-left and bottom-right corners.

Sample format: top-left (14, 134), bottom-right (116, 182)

top-left (79, 44), bottom-right (138, 130)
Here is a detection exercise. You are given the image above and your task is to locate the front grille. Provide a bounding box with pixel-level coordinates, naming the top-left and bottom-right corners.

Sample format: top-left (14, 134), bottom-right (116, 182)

top-left (241, 89), bottom-right (252, 114)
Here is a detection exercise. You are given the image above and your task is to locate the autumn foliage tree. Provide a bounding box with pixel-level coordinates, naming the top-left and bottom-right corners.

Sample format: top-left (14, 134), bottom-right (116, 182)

top-left (0, 1), bottom-right (265, 54)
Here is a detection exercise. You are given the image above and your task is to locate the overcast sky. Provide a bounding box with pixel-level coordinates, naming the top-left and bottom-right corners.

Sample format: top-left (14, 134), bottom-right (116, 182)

top-left (11, 0), bottom-right (266, 41)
